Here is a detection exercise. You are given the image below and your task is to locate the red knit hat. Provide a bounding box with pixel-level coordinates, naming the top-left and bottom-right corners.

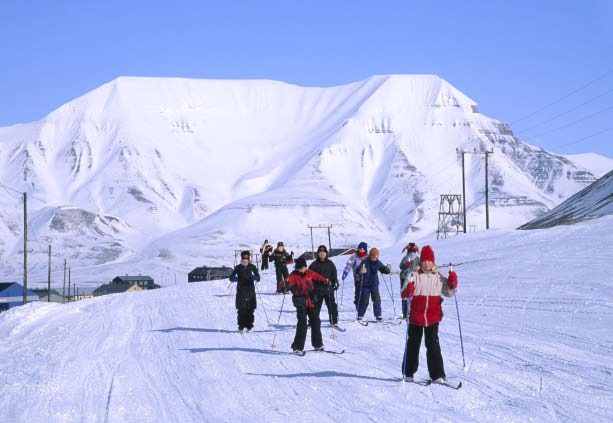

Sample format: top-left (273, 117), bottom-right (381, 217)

top-left (420, 245), bottom-right (435, 263)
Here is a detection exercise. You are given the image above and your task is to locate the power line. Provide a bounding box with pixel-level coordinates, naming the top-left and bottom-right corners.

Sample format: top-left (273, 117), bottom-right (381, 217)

top-left (515, 87), bottom-right (613, 134)
top-left (547, 126), bottom-right (613, 151)
top-left (511, 68), bottom-right (613, 124)
top-left (520, 104), bottom-right (613, 141)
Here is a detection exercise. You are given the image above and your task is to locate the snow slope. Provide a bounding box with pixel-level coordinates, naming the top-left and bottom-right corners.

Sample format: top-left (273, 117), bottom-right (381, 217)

top-left (0, 75), bottom-right (596, 284)
top-left (519, 170), bottom-right (613, 229)
top-left (564, 153), bottom-right (613, 178)
top-left (1, 216), bottom-right (612, 423)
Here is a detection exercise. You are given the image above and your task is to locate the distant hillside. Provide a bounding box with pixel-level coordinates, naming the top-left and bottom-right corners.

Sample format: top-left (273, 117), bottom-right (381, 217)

top-left (518, 170), bottom-right (613, 229)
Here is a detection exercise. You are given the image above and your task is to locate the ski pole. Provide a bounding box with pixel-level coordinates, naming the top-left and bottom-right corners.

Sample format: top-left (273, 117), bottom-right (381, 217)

top-left (255, 282), bottom-right (272, 327)
top-left (451, 263), bottom-right (466, 370)
top-left (401, 273), bottom-right (414, 381)
top-left (402, 295), bottom-right (411, 381)
top-left (271, 288), bottom-right (287, 349)
top-left (328, 288), bottom-right (338, 340)
top-left (356, 269), bottom-right (365, 321)
top-left (340, 276), bottom-right (345, 308)
top-left (381, 273), bottom-right (397, 318)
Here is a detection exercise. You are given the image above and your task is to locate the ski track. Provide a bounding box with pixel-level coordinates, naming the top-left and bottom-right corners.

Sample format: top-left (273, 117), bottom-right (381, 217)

top-left (2, 218), bottom-right (613, 422)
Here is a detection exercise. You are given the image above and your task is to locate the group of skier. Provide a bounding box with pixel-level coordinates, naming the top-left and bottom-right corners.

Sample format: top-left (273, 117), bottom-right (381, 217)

top-left (229, 239), bottom-right (460, 385)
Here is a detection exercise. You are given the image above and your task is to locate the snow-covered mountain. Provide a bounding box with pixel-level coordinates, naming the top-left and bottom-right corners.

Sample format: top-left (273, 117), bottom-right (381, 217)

top-left (518, 170), bottom-right (613, 229)
top-left (563, 152), bottom-right (613, 178)
top-left (0, 75), bottom-right (596, 282)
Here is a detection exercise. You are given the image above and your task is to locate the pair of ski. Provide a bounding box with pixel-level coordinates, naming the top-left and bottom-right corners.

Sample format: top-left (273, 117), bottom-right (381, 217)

top-left (355, 319), bottom-right (403, 327)
top-left (402, 377), bottom-right (462, 390)
top-left (292, 348), bottom-right (346, 357)
top-left (324, 324), bottom-right (347, 332)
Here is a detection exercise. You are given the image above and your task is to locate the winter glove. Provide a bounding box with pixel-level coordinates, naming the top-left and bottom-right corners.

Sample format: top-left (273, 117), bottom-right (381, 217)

top-left (401, 281), bottom-right (415, 299)
top-left (447, 271), bottom-right (458, 289)
top-left (386, 263), bottom-right (392, 271)
top-left (342, 269), bottom-right (349, 281)
top-left (229, 275), bottom-right (238, 282)
top-left (333, 281), bottom-right (339, 290)
top-left (250, 274), bottom-right (257, 282)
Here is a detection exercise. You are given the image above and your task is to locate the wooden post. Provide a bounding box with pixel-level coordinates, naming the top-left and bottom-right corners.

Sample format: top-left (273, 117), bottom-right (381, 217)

top-left (309, 226), bottom-right (314, 258)
top-left (23, 192), bottom-right (28, 305)
top-left (47, 245), bottom-right (51, 302)
top-left (461, 152), bottom-right (467, 233)
top-left (485, 150), bottom-right (493, 230)
top-left (68, 269), bottom-right (71, 302)
top-left (62, 259), bottom-right (67, 303)
top-left (327, 226), bottom-right (332, 254)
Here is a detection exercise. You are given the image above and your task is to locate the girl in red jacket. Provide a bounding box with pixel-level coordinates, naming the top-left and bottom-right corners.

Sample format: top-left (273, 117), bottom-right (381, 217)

top-left (400, 245), bottom-right (458, 383)
top-left (287, 257), bottom-right (330, 353)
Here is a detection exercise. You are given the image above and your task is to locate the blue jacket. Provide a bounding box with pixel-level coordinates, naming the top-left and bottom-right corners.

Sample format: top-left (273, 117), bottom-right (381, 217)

top-left (358, 259), bottom-right (390, 288)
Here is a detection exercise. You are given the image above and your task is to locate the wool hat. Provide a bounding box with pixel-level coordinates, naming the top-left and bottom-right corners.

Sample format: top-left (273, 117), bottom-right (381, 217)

top-left (402, 242), bottom-right (420, 253)
top-left (358, 242), bottom-right (368, 251)
top-left (317, 245), bottom-right (328, 253)
top-left (369, 247), bottom-right (379, 258)
top-left (420, 245), bottom-right (435, 263)
top-left (277, 241), bottom-right (284, 247)
top-left (295, 257), bottom-right (307, 269)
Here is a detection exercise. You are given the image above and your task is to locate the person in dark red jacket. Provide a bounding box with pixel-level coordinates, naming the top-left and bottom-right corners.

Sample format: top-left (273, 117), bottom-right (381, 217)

top-left (400, 245), bottom-right (458, 383)
top-left (287, 257), bottom-right (330, 353)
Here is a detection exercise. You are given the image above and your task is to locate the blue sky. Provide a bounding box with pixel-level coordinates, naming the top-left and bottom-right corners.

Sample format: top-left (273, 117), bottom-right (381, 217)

top-left (1, 0), bottom-right (612, 156)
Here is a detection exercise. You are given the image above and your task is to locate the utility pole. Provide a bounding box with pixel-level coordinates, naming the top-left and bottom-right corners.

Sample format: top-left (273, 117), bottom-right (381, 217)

top-left (485, 150), bottom-right (493, 230)
top-left (309, 227), bottom-right (314, 258)
top-left (23, 192), bottom-right (27, 305)
top-left (461, 152), bottom-right (466, 233)
top-left (47, 245), bottom-right (51, 302)
top-left (68, 268), bottom-right (71, 302)
top-left (307, 225), bottom-right (333, 257)
top-left (62, 259), bottom-right (67, 303)
top-left (456, 148), bottom-right (494, 232)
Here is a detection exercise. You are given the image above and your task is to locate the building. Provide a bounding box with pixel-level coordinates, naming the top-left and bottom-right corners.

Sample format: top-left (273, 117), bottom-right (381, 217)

top-left (92, 283), bottom-right (145, 297)
top-left (188, 266), bottom-right (233, 282)
top-left (111, 275), bottom-right (159, 290)
top-left (0, 282), bottom-right (39, 312)
top-left (31, 289), bottom-right (66, 303)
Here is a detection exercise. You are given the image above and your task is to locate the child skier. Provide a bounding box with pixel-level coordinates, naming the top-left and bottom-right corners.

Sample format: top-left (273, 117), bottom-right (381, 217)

top-left (400, 245), bottom-right (458, 383)
top-left (229, 250), bottom-right (261, 333)
top-left (287, 257), bottom-right (330, 353)
top-left (356, 247), bottom-right (391, 323)
top-left (399, 242), bottom-right (420, 320)
top-left (308, 245), bottom-right (340, 326)
top-left (270, 242), bottom-right (291, 293)
top-left (341, 241), bottom-right (369, 308)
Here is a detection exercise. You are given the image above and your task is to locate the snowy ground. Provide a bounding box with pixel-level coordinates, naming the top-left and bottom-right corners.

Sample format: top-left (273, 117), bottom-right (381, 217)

top-left (1, 217), bottom-right (613, 422)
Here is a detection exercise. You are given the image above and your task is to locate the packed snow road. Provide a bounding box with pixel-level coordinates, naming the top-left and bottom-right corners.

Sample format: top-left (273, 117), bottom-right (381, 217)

top-left (1, 217), bottom-right (613, 422)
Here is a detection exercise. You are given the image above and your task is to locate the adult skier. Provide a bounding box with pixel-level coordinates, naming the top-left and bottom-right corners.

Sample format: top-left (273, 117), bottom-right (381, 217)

top-left (356, 247), bottom-right (391, 322)
top-left (308, 245), bottom-right (339, 326)
top-left (287, 257), bottom-right (330, 353)
top-left (229, 250), bottom-right (261, 332)
top-left (400, 245), bottom-right (458, 383)
top-left (399, 242), bottom-right (420, 320)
